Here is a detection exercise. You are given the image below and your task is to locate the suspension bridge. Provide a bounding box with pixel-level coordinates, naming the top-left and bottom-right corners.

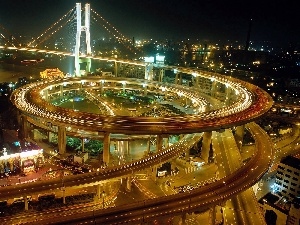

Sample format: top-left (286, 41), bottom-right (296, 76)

top-left (0, 3), bottom-right (281, 225)
top-left (0, 3), bottom-right (140, 77)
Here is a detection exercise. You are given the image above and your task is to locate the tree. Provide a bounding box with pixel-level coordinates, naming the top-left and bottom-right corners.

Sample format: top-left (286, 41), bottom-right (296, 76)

top-left (85, 140), bottom-right (103, 156)
top-left (66, 137), bottom-right (81, 151)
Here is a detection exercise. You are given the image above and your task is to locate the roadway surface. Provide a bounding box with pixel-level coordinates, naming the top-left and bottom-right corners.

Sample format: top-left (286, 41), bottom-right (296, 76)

top-left (21, 122), bottom-right (273, 225)
top-left (5, 47), bottom-right (277, 224)
top-left (213, 129), bottom-right (266, 225)
top-left (0, 134), bottom-right (202, 201)
top-left (11, 75), bottom-right (273, 135)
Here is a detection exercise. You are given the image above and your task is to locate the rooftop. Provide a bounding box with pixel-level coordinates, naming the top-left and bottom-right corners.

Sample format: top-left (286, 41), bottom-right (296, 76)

top-left (281, 156), bottom-right (300, 170)
top-left (259, 193), bottom-right (290, 213)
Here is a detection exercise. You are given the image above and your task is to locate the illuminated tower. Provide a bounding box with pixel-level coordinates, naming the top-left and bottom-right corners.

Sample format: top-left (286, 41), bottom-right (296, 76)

top-left (75, 3), bottom-right (92, 76)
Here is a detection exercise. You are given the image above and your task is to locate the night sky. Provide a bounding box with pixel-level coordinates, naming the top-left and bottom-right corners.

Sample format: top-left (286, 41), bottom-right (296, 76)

top-left (0, 0), bottom-right (299, 46)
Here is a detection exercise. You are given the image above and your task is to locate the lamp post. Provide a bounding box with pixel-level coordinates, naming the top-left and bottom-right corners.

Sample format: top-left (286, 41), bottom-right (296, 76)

top-left (93, 207), bottom-right (96, 225)
top-left (142, 200), bottom-right (145, 223)
top-left (61, 170), bottom-right (66, 204)
top-left (101, 191), bottom-right (106, 209)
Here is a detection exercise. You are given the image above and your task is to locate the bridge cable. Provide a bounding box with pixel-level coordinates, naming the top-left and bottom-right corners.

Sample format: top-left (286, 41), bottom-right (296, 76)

top-left (28, 7), bottom-right (76, 48)
top-left (0, 24), bottom-right (20, 46)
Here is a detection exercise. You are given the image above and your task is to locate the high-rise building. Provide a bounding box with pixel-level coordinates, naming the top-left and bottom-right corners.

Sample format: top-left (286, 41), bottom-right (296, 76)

top-left (259, 157), bottom-right (300, 225)
top-left (274, 156), bottom-right (300, 200)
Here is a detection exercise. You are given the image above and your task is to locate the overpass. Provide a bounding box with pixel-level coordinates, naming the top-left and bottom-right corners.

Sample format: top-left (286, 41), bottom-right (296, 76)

top-left (28, 122), bottom-right (273, 225)
top-left (6, 47), bottom-right (275, 224)
top-left (1, 3), bottom-right (280, 224)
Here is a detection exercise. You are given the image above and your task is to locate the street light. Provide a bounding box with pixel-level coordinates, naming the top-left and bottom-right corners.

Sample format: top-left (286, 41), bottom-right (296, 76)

top-left (101, 191), bottom-right (106, 209)
top-left (93, 207), bottom-right (96, 225)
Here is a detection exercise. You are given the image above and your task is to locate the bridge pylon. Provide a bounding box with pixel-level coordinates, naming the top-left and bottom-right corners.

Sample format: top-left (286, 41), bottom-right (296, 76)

top-left (75, 3), bottom-right (92, 77)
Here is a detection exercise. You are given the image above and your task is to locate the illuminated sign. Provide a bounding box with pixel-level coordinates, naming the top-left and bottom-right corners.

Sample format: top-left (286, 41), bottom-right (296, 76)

top-left (144, 57), bottom-right (154, 63)
top-left (156, 55), bottom-right (165, 62)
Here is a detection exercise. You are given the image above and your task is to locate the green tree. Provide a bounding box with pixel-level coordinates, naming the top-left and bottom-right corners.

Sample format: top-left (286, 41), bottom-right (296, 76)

top-left (66, 137), bottom-right (81, 151)
top-left (85, 140), bottom-right (103, 156)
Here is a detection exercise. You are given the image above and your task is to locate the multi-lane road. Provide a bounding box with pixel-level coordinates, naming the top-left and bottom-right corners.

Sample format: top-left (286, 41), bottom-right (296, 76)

top-left (0, 134), bottom-right (201, 201)
top-left (5, 55), bottom-right (278, 224)
top-left (213, 128), bottom-right (266, 225)
top-left (11, 75), bottom-right (273, 135)
top-left (20, 122), bottom-right (273, 225)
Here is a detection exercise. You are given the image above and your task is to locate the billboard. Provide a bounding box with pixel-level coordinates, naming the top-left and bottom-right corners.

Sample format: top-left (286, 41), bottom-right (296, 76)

top-left (144, 56), bottom-right (155, 63)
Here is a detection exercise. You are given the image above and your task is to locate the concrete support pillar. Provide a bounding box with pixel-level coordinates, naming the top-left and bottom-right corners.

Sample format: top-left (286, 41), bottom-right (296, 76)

top-left (145, 64), bottom-right (153, 81)
top-left (119, 63), bottom-right (124, 77)
top-left (127, 140), bottom-right (130, 155)
top-left (210, 206), bottom-right (216, 225)
top-left (103, 132), bottom-right (110, 165)
top-left (96, 184), bottom-right (101, 200)
top-left (156, 135), bottom-right (163, 152)
top-left (235, 125), bottom-right (245, 150)
top-left (85, 58), bottom-right (91, 73)
top-left (81, 138), bottom-right (85, 152)
top-left (21, 115), bottom-right (28, 139)
top-left (152, 166), bottom-right (157, 181)
top-left (171, 158), bottom-right (176, 171)
top-left (126, 176), bottom-right (132, 192)
top-left (185, 98), bottom-right (191, 106)
top-left (60, 85), bottom-right (63, 98)
top-left (185, 147), bottom-right (190, 161)
top-left (159, 68), bottom-right (164, 82)
top-left (225, 86), bottom-right (232, 106)
top-left (175, 73), bottom-right (179, 84)
top-left (179, 73), bottom-right (182, 85)
top-left (96, 184), bottom-right (102, 201)
top-left (58, 126), bottom-right (66, 155)
top-left (202, 131), bottom-right (212, 163)
top-left (48, 131), bottom-right (54, 143)
top-left (75, 2), bottom-right (92, 76)
top-left (164, 136), bottom-right (169, 148)
top-left (62, 188), bottom-right (66, 204)
top-left (205, 103), bottom-right (211, 112)
top-left (156, 217), bottom-right (170, 224)
top-left (195, 76), bottom-right (199, 87)
top-left (114, 61), bottom-right (118, 77)
top-left (100, 81), bottom-right (104, 95)
top-left (24, 196), bottom-right (28, 211)
top-left (122, 83), bottom-right (126, 93)
top-left (211, 80), bottom-right (217, 97)
top-left (175, 73), bottom-right (182, 85)
top-left (181, 213), bottom-right (187, 225)
top-left (147, 137), bottom-right (151, 154)
top-left (79, 82), bottom-right (83, 91)
top-left (44, 89), bottom-right (48, 101)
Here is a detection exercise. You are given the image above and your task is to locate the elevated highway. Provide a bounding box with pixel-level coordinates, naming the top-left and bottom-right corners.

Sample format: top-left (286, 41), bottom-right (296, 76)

top-left (213, 128), bottom-right (266, 224)
top-left (0, 134), bottom-right (201, 201)
top-left (41, 122), bottom-right (274, 225)
top-left (268, 124), bottom-right (300, 172)
top-left (11, 76), bottom-right (273, 135)
top-left (0, 121), bottom-right (273, 225)
top-left (7, 55), bottom-right (276, 224)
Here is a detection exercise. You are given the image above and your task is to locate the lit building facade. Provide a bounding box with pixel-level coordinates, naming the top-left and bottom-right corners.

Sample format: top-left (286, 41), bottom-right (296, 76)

top-left (0, 144), bottom-right (44, 174)
top-left (274, 156), bottom-right (300, 200)
top-left (40, 68), bottom-right (64, 79)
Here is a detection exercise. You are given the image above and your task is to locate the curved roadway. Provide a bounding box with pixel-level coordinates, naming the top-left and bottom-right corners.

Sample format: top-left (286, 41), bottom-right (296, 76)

top-left (5, 49), bottom-right (275, 224)
top-left (11, 76), bottom-right (273, 135)
top-left (46, 122), bottom-right (274, 225)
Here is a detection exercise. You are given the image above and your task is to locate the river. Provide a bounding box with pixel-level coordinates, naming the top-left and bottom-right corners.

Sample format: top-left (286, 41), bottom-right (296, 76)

top-left (0, 55), bottom-right (114, 83)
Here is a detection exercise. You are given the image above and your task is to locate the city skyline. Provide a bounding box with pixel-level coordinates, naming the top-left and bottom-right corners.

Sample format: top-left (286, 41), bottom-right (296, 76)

top-left (0, 0), bottom-right (299, 47)
top-left (1, 1), bottom-right (300, 224)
